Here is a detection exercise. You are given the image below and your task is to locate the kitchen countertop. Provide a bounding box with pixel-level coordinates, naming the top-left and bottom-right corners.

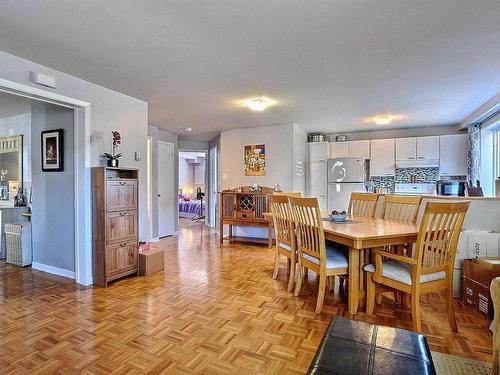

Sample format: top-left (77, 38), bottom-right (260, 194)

top-left (379, 193), bottom-right (500, 201)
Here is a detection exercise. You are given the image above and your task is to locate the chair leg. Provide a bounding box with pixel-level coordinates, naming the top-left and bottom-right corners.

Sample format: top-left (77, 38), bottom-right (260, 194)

top-left (328, 275), bottom-right (335, 292)
top-left (366, 273), bottom-right (375, 316)
top-left (315, 274), bottom-right (327, 314)
top-left (411, 292), bottom-right (422, 332)
top-left (294, 265), bottom-right (304, 297)
top-left (272, 248), bottom-right (280, 279)
top-left (287, 259), bottom-right (295, 292)
top-left (444, 287), bottom-right (458, 332)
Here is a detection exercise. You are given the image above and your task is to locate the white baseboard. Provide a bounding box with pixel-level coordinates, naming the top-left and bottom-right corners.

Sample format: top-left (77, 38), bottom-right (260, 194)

top-left (32, 262), bottom-right (75, 279)
top-left (150, 237), bottom-right (160, 242)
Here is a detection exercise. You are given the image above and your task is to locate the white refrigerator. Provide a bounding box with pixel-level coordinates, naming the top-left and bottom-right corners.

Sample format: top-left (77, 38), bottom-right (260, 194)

top-left (327, 158), bottom-right (367, 212)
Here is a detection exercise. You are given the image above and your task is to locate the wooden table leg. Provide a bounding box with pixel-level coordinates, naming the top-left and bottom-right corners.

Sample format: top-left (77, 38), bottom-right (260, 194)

top-left (348, 247), bottom-right (359, 315)
top-left (219, 220), bottom-right (224, 244)
top-left (358, 249), bottom-right (365, 308)
top-left (268, 223), bottom-right (273, 248)
top-left (228, 224), bottom-right (233, 242)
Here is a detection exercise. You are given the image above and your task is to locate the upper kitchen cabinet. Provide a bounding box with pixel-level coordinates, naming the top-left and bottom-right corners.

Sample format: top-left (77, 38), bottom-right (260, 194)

top-left (329, 141), bottom-right (349, 158)
top-left (308, 141), bottom-right (329, 163)
top-left (417, 136), bottom-right (440, 160)
top-left (440, 134), bottom-right (468, 176)
top-left (370, 139), bottom-right (395, 176)
top-left (396, 137), bottom-right (416, 160)
top-left (349, 140), bottom-right (371, 159)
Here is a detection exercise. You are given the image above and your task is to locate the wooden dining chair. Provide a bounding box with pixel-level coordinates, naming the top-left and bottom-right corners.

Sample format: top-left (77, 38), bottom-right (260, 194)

top-left (268, 195), bottom-right (297, 292)
top-left (376, 195), bottom-right (423, 304)
top-left (289, 196), bottom-right (349, 314)
top-left (381, 195), bottom-right (422, 224)
top-left (348, 193), bottom-right (379, 218)
top-left (365, 201), bottom-right (470, 332)
top-left (273, 192), bottom-right (302, 197)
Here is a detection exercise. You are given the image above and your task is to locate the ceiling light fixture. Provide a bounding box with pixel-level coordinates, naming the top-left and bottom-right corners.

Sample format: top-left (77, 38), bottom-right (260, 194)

top-left (373, 115), bottom-right (394, 125)
top-left (184, 127), bottom-right (192, 132)
top-left (246, 97), bottom-right (268, 111)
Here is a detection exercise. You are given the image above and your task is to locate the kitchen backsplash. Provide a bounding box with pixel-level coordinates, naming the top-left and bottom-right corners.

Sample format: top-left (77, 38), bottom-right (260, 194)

top-left (394, 167), bottom-right (439, 183)
top-left (369, 167), bottom-right (465, 193)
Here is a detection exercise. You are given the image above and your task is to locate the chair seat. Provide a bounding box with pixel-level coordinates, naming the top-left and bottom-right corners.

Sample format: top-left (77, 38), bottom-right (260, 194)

top-left (303, 246), bottom-right (348, 269)
top-left (279, 242), bottom-right (292, 251)
top-left (364, 261), bottom-right (446, 285)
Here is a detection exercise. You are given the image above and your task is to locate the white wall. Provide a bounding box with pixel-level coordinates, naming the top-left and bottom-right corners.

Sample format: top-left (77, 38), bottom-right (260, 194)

top-left (220, 124), bottom-right (295, 191)
top-left (0, 51), bottom-right (149, 242)
top-left (292, 124), bottom-right (307, 195)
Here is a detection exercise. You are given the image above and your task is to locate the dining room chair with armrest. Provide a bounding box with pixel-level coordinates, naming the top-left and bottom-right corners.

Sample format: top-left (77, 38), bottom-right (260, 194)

top-left (268, 195), bottom-right (297, 292)
top-left (289, 196), bottom-right (349, 314)
top-left (347, 192), bottom-right (379, 218)
top-left (365, 201), bottom-right (470, 332)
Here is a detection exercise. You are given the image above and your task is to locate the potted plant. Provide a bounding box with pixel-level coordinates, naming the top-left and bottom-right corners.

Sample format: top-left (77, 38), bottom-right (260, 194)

top-left (102, 131), bottom-right (122, 167)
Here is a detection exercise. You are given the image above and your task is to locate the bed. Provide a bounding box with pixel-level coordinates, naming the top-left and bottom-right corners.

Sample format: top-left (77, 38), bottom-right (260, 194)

top-left (178, 195), bottom-right (203, 218)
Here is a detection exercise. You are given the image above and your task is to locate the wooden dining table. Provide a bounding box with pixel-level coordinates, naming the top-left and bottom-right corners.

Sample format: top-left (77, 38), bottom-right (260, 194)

top-left (264, 212), bottom-right (419, 315)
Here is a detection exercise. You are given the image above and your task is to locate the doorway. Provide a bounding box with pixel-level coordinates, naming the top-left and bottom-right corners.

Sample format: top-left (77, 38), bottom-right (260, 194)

top-left (178, 150), bottom-right (207, 226)
top-left (158, 141), bottom-right (175, 237)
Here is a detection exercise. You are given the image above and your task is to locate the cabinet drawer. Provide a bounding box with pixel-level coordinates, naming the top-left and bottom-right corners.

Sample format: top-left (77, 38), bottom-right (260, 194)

top-left (106, 210), bottom-right (137, 244)
top-left (106, 180), bottom-right (138, 212)
top-left (105, 241), bottom-right (138, 277)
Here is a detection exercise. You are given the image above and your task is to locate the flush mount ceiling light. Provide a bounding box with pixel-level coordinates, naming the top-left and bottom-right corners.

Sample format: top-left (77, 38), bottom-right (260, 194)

top-left (184, 127), bottom-right (192, 132)
top-left (373, 115), bottom-right (394, 125)
top-left (241, 96), bottom-right (277, 112)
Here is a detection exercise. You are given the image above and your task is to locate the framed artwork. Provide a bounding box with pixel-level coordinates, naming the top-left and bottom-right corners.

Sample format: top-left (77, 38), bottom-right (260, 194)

top-left (244, 144), bottom-right (266, 176)
top-left (41, 129), bottom-right (64, 172)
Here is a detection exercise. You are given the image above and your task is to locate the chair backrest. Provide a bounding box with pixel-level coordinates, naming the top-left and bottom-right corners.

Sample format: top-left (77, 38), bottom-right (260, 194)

top-left (347, 193), bottom-right (379, 218)
top-left (382, 195), bottom-right (422, 224)
top-left (268, 195), bottom-right (295, 247)
top-left (414, 201), bottom-right (470, 275)
top-left (288, 196), bottom-right (325, 266)
top-left (273, 192), bottom-right (302, 197)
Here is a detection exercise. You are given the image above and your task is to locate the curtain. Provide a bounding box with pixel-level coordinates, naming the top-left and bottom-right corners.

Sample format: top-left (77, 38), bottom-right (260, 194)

top-left (467, 124), bottom-right (481, 184)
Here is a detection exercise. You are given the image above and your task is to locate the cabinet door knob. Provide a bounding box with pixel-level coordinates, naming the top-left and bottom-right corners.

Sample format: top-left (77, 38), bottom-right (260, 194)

top-left (119, 181), bottom-right (126, 185)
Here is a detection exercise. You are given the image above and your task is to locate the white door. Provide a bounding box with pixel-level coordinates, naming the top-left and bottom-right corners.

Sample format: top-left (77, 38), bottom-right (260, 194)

top-left (370, 139), bottom-right (395, 176)
top-left (417, 136), bottom-right (440, 160)
top-left (396, 138), bottom-right (416, 160)
top-left (158, 141), bottom-right (175, 237)
top-left (308, 161), bottom-right (327, 199)
top-left (209, 146), bottom-right (218, 228)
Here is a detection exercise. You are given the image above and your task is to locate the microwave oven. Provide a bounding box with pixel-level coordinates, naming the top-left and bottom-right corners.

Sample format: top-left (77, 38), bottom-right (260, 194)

top-left (436, 181), bottom-right (466, 196)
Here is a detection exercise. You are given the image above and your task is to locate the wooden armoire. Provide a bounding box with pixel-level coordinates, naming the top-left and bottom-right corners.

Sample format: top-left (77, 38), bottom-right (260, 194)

top-left (92, 167), bottom-right (139, 286)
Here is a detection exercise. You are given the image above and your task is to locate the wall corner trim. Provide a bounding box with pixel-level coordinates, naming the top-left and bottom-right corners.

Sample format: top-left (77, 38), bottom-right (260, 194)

top-left (32, 262), bottom-right (76, 280)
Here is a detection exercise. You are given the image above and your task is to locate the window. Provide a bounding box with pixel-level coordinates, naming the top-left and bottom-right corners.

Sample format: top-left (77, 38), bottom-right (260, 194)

top-left (494, 126), bottom-right (500, 183)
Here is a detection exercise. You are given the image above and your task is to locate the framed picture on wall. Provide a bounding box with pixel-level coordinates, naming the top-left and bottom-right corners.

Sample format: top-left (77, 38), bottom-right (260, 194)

top-left (244, 144), bottom-right (266, 176)
top-left (41, 129), bottom-right (64, 172)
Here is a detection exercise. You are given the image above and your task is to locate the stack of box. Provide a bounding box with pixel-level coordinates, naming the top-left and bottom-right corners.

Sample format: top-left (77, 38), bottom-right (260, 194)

top-left (453, 230), bottom-right (500, 298)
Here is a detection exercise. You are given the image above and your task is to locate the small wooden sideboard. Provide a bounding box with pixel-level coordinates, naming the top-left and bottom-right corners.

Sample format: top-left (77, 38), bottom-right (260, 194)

top-left (219, 186), bottom-right (274, 247)
top-left (93, 167), bottom-right (139, 286)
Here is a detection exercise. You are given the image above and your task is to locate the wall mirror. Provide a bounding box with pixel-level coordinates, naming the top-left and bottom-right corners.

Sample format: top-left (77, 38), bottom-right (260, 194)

top-left (0, 135), bottom-right (22, 201)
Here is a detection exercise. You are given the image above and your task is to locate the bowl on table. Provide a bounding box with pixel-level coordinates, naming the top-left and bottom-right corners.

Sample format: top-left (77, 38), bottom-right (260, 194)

top-left (329, 210), bottom-right (347, 222)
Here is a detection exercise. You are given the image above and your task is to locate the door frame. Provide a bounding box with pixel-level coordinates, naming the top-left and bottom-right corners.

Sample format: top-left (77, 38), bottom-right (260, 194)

top-left (0, 77), bottom-right (92, 286)
top-left (208, 145), bottom-right (218, 228)
top-left (158, 141), bottom-right (176, 237)
top-left (178, 149), bottom-right (208, 224)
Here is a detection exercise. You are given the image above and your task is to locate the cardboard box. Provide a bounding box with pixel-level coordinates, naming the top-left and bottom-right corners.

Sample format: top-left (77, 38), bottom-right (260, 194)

top-left (462, 258), bottom-right (500, 318)
top-left (138, 247), bottom-right (165, 276)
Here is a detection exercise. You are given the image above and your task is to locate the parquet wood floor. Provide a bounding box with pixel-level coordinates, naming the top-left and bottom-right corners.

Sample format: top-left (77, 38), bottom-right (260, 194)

top-left (0, 223), bottom-right (493, 374)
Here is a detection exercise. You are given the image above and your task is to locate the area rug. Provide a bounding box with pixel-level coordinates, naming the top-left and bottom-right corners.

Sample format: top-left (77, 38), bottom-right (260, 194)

top-left (431, 351), bottom-right (492, 375)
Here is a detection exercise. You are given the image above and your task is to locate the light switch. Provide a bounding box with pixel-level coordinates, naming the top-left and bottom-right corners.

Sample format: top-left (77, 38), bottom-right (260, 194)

top-left (135, 152), bottom-right (142, 161)
top-left (222, 173), bottom-right (228, 180)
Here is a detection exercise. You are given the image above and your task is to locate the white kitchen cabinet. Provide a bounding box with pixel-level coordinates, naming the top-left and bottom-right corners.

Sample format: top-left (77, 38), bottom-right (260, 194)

top-left (329, 142), bottom-right (349, 158)
top-left (370, 139), bottom-right (395, 176)
top-left (349, 140), bottom-right (371, 159)
top-left (440, 134), bottom-right (468, 176)
top-left (308, 142), bottom-right (329, 163)
top-left (396, 138), bottom-right (416, 160)
top-left (417, 136), bottom-right (440, 160)
top-left (307, 161), bottom-right (328, 198)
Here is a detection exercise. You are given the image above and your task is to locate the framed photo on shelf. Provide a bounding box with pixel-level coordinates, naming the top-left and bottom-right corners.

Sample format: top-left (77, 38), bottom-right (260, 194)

top-left (41, 129), bottom-right (64, 172)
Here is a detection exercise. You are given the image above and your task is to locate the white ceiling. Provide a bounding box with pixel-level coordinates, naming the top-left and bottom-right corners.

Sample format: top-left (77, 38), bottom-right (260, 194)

top-left (0, 1), bottom-right (499, 141)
